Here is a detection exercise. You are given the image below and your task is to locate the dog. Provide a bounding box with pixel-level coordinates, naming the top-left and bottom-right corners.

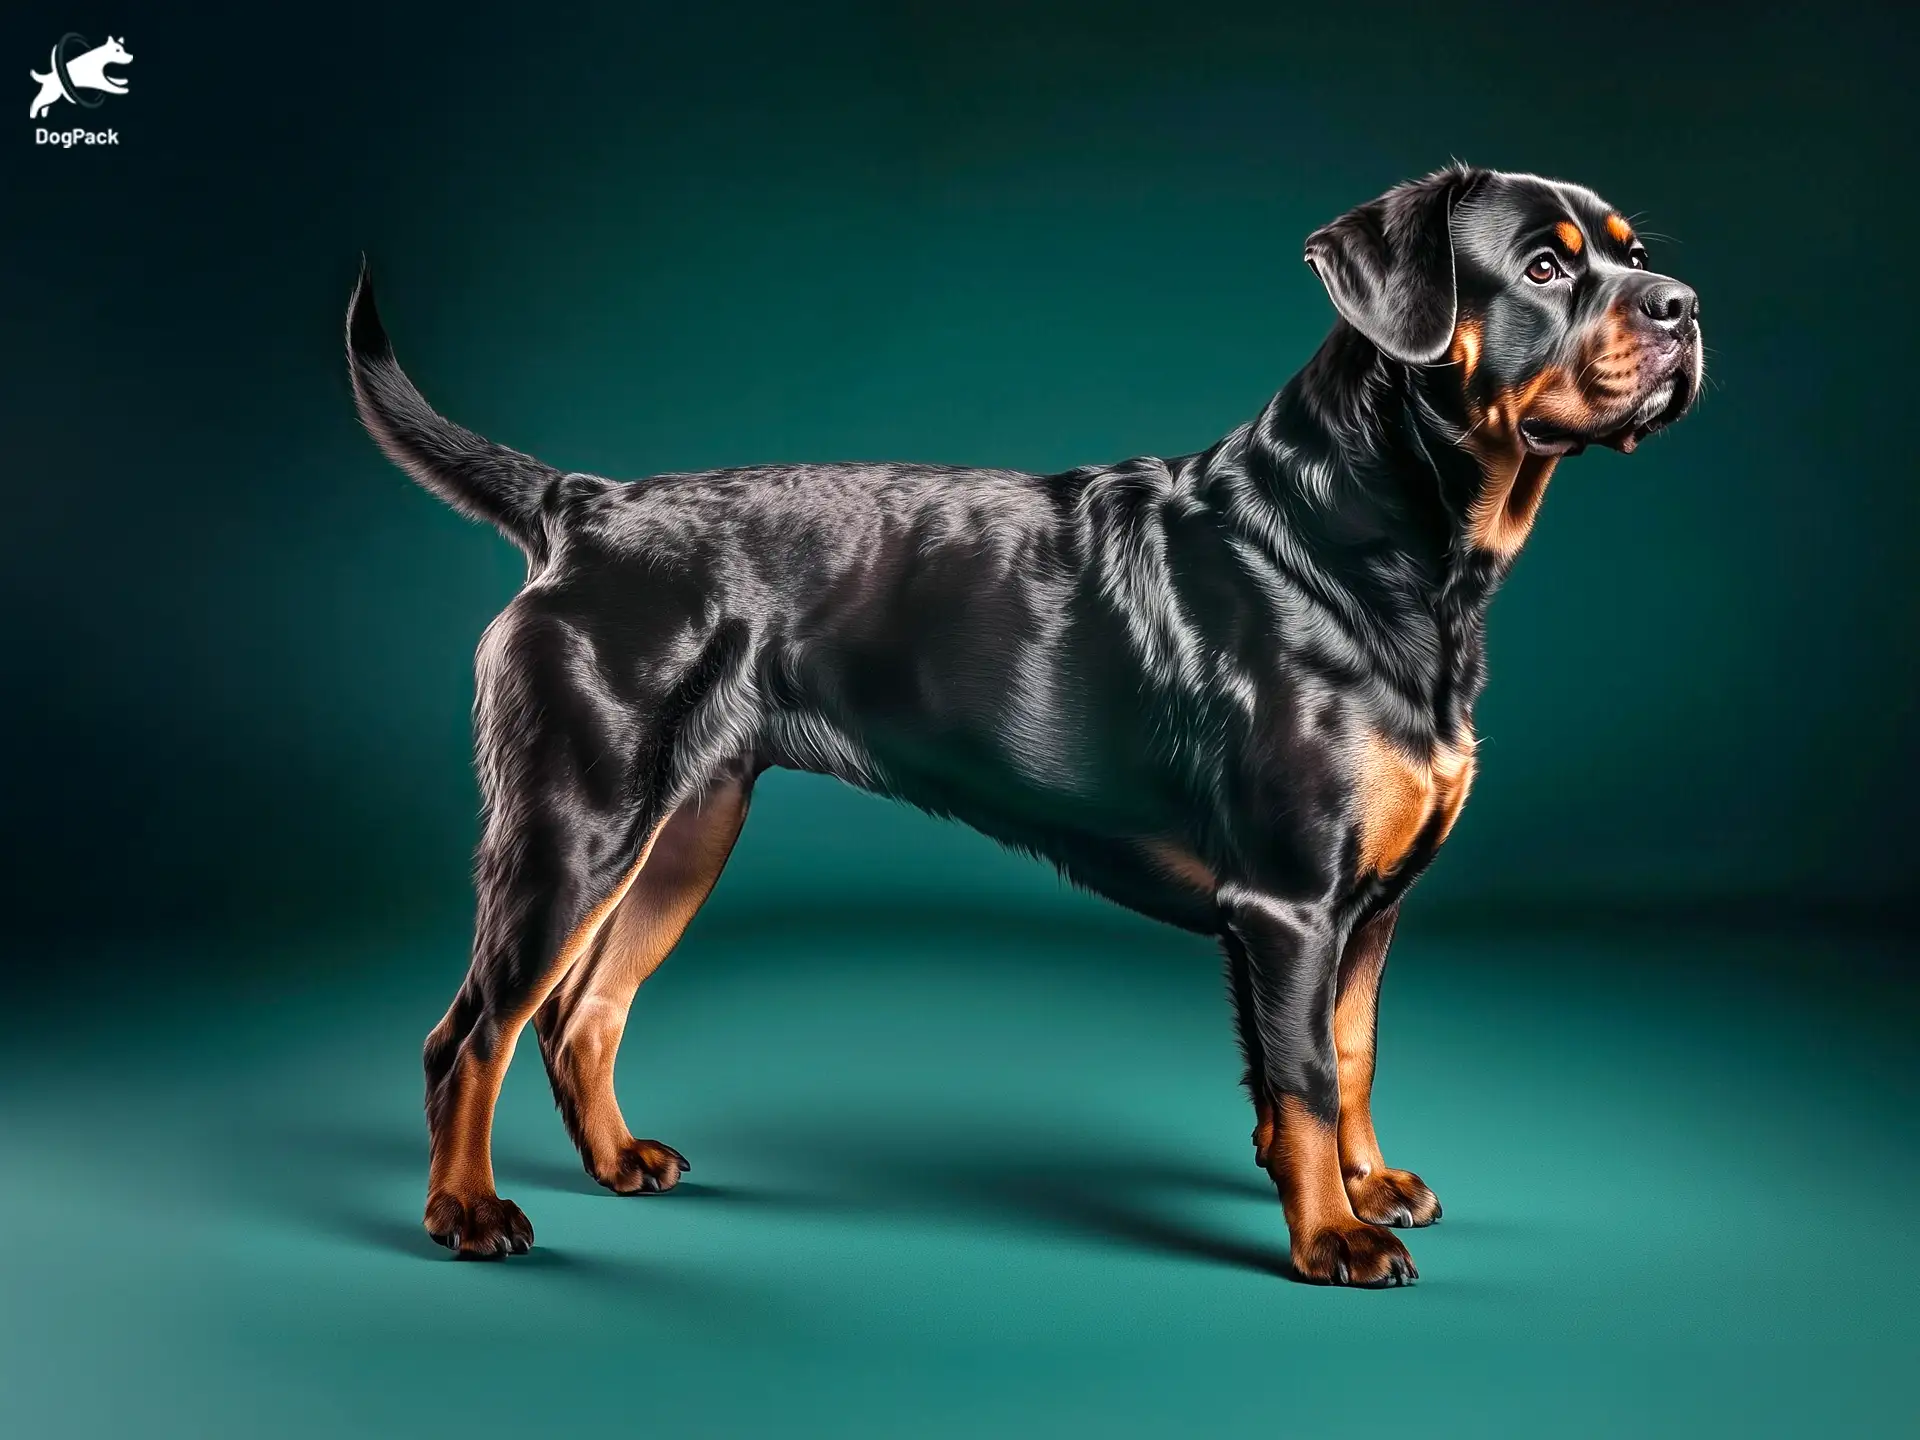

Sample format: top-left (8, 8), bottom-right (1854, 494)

top-left (28, 35), bottom-right (131, 119)
top-left (347, 164), bottom-right (1701, 1285)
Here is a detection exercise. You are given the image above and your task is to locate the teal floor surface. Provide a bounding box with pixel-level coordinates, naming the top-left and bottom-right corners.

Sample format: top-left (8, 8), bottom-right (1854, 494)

top-left (2, 905), bottom-right (1913, 1436)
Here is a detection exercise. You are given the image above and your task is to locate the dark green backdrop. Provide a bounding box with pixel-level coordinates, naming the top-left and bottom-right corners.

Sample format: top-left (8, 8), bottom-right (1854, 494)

top-left (3, 3), bottom-right (1915, 1436)
top-left (7, 0), bottom-right (1916, 947)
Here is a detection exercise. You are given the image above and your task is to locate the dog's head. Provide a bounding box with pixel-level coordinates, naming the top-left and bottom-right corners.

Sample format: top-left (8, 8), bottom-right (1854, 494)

top-left (99, 36), bottom-right (133, 66)
top-left (1305, 166), bottom-right (1702, 460)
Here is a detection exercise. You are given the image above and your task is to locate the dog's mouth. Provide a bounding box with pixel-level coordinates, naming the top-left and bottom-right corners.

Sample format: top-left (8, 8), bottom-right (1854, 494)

top-left (1519, 352), bottom-right (1696, 459)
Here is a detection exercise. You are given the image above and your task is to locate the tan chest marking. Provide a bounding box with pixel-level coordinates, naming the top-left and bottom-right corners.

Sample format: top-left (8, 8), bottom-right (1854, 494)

top-left (1354, 731), bottom-right (1477, 878)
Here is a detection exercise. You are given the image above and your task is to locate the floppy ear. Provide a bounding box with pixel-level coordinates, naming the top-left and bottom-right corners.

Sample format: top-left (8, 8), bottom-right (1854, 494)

top-left (1304, 166), bottom-right (1484, 365)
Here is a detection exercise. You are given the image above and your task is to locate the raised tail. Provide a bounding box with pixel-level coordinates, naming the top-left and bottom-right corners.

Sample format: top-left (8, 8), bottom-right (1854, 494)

top-left (346, 261), bottom-right (562, 556)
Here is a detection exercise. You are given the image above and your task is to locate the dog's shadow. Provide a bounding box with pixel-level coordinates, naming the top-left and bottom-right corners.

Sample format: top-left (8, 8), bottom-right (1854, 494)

top-left (717, 1117), bottom-right (1295, 1279)
top-left (264, 1114), bottom-right (1292, 1279)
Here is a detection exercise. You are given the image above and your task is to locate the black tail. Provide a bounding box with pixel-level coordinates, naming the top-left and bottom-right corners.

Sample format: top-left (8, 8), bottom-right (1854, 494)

top-left (346, 261), bottom-right (562, 556)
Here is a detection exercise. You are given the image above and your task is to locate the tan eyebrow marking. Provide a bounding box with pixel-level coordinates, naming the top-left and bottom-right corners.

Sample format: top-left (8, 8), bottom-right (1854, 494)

top-left (1554, 220), bottom-right (1584, 254)
top-left (1605, 213), bottom-right (1634, 244)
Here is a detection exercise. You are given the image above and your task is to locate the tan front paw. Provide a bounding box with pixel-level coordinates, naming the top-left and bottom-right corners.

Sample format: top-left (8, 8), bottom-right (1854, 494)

top-left (1345, 1166), bottom-right (1442, 1228)
top-left (423, 1190), bottom-right (534, 1259)
top-left (591, 1137), bottom-right (689, 1195)
top-left (1290, 1218), bottom-right (1418, 1287)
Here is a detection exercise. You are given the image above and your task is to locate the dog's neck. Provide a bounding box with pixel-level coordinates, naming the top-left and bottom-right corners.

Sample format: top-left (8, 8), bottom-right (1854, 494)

top-left (1207, 322), bottom-right (1547, 735)
top-left (1251, 323), bottom-right (1535, 578)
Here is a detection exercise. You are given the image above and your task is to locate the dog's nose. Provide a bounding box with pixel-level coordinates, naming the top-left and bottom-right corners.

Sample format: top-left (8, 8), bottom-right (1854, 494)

top-left (1637, 280), bottom-right (1699, 332)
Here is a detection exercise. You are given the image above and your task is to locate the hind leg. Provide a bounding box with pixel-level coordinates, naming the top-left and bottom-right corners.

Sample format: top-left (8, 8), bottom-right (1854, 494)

top-left (534, 767), bottom-right (752, 1194)
top-left (420, 600), bottom-right (701, 1257)
top-left (422, 801), bottom-right (666, 1257)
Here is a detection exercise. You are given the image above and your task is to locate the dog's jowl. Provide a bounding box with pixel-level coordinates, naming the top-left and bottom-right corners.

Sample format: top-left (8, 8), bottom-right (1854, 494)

top-left (348, 165), bottom-right (1701, 1284)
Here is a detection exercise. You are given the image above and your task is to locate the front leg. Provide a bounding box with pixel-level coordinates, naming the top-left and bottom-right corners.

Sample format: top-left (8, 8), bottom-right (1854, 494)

top-left (1222, 889), bottom-right (1418, 1287)
top-left (1335, 904), bottom-right (1442, 1227)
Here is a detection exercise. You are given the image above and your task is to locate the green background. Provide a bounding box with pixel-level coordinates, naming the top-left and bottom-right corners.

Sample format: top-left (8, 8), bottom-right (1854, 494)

top-left (2, 2), bottom-right (1914, 1435)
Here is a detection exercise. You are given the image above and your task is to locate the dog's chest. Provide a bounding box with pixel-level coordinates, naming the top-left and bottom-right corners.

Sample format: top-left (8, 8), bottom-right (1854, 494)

top-left (1351, 730), bottom-right (1477, 879)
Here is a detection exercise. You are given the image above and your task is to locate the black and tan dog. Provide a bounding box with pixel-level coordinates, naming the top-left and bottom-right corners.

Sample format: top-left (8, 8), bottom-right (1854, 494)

top-left (347, 164), bottom-right (1700, 1285)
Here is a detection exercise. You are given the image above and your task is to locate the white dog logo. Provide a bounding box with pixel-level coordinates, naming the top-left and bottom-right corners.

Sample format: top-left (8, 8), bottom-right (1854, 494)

top-left (29, 34), bottom-right (132, 119)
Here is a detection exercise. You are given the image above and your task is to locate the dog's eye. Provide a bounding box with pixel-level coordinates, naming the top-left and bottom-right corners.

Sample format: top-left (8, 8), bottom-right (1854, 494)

top-left (1627, 246), bottom-right (1649, 270)
top-left (1525, 254), bottom-right (1562, 285)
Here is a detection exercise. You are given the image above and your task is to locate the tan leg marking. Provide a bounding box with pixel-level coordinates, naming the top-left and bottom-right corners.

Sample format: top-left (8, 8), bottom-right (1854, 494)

top-left (1334, 910), bottom-right (1441, 1228)
top-left (1334, 912), bottom-right (1392, 1185)
top-left (537, 778), bottom-right (750, 1192)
